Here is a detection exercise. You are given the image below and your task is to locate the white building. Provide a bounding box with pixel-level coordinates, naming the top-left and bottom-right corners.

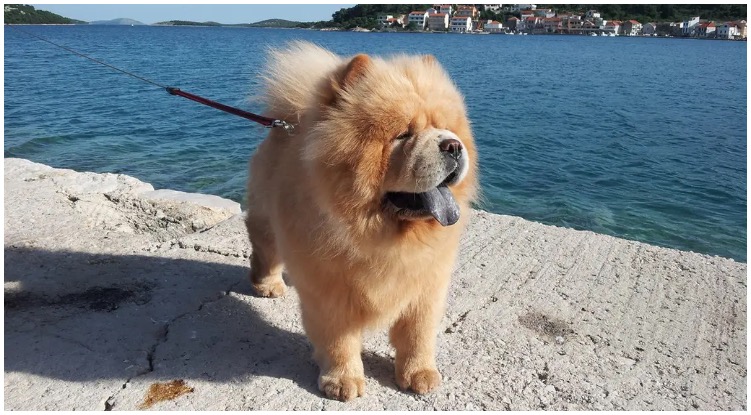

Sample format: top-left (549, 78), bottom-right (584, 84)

top-left (377, 14), bottom-right (393, 27)
top-left (696, 22), bottom-right (716, 37)
top-left (408, 11), bottom-right (429, 30)
top-left (682, 16), bottom-right (700, 36)
top-left (716, 22), bottom-right (740, 39)
top-left (450, 16), bottom-right (472, 32)
top-left (622, 20), bottom-right (642, 36)
top-left (483, 4), bottom-right (502, 12)
top-left (434, 4), bottom-right (453, 15)
top-left (484, 20), bottom-right (503, 33)
top-left (585, 10), bottom-right (601, 19)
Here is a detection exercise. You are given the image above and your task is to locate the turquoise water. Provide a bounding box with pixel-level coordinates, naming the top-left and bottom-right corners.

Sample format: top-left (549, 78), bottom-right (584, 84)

top-left (4, 26), bottom-right (747, 262)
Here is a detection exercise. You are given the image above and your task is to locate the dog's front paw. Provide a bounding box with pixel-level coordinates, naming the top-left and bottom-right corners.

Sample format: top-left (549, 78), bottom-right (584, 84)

top-left (318, 374), bottom-right (365, 401)
top-left (251, 278), bottom-right (287, 298)
top-left (397, 368), bottom-right (442, 394)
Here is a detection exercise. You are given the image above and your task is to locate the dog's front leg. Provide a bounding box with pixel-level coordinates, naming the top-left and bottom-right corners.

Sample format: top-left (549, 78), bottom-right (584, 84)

top-left (301, 301), bottom-right (365, 401)
top-left (389, 282), bottom-right (448, 395)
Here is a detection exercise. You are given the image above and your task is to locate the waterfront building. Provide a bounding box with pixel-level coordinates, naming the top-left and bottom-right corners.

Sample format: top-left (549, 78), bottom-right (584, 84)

top-left (737, 20), bottom-right (747, 38)
top-left (565, 15), bottom-right (583, 34)
top-left (603, 20), bottom-right (621, 35)
top-left (586, 10), bottom-right (601, 19)
top-left (543, 17), bottom-right (562, 33)
top-left (582, 19), bottom-right (598, 34)
top-left (427, 12), bottom-right (449, 31)
top-left (520, 10), bottom-right (535, 20)
top-left (519, 16), bottom-right (538, 32)
top-left (682, 16), bottom-right (700, 36)
top-left (408, 11), bottom-right (429, 30)
top-left (696, 22), bottom-right (716, 37)
top-left (484, 20), bottom-right (503, 33)
top-left (716, 21), bottom-right (740, 39)
top-left (505, 16), bottom-right (518, 31)
top-left (434, 4), bottom-right (453, 16)
top-left (622, 20), bottom-right (643, 36)
top-left (455, 6), bottom-right (478, 19)
top-left (450, 16), bottom-right (472, 32)
top-left (377, 14), bottom-right (393, 27)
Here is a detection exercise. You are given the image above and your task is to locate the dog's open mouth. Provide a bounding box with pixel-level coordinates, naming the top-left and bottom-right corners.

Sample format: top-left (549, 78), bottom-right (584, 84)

top-left (384, 180), bottom-right (460, 227)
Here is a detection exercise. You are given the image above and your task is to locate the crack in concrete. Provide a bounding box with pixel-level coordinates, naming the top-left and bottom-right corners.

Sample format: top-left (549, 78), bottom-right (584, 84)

top-left (102, 279), bottom-right (244, 409)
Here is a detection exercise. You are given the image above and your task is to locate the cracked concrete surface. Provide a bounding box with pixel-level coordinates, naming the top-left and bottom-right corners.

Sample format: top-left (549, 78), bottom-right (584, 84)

top-left (4, 158), bottom-right (747, 410)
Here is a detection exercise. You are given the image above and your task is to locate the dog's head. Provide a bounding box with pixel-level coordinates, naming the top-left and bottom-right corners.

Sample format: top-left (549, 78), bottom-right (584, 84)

top-left (302, 53), bottom-right (477, 233)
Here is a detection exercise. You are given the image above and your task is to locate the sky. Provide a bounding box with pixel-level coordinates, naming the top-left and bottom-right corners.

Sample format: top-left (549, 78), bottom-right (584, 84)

top-left (32, 3), bottom-right (355, 25)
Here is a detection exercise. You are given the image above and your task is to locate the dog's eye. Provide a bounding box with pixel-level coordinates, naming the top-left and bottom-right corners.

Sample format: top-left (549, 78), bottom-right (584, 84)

top-left (395, 132), bottom-right (411, 141)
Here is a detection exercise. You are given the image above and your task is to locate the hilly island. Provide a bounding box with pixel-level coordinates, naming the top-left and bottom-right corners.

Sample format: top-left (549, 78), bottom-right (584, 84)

top-left (6, 4), bottom-right (747, 32)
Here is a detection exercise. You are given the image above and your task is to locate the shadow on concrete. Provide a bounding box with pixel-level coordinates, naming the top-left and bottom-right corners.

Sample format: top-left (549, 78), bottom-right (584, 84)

top-left (4, 247), bottom-right (396, 397)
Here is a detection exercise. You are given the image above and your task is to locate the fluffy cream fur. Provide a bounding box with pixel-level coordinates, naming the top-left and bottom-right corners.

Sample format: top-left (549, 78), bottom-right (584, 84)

top-left (245, 41), bottom-right (477, 401)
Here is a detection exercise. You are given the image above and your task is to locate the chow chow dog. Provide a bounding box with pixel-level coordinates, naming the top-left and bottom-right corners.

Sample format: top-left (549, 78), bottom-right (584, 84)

top-left (245, 41), bottom-right (477, 401)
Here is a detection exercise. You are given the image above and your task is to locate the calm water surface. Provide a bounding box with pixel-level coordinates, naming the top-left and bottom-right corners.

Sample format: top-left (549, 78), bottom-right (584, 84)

top-left (4, 26), bottom-right (747, 261)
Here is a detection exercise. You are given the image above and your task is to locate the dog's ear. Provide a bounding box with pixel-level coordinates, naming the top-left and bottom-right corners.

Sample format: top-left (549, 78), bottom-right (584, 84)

top-left (422, 54), bottom-right (437, 65)
top-left (323, 54), bottom-right (371, 106)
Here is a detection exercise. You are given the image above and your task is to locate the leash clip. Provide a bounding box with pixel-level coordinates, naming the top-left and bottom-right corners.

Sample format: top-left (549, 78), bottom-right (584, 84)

top-left (270, 120), bottom-right (296, 135)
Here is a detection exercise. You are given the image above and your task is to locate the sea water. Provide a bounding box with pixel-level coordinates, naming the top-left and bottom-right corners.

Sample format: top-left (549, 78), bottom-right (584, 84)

top-left (4, 26), bottom-right (747, 261)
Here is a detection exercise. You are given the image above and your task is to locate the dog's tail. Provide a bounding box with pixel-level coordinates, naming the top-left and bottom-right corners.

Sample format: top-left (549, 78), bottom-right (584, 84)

top-left (261, 41), bottom-right (342, 123)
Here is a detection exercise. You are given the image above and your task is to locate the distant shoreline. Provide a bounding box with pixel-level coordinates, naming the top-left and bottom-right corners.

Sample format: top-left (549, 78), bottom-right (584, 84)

top-left (5, 24), bottom-right (747, 41)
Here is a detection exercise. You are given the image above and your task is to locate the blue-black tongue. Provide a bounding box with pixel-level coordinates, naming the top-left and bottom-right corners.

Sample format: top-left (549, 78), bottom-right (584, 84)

top-left (421, 184), bottom-right (460, 226)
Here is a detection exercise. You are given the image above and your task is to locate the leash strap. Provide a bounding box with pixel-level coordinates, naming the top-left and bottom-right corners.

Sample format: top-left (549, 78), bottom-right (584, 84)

top-left (166, 87), bottom-right (294, 132)
top-left (7, 24), bottom-right (294, 133)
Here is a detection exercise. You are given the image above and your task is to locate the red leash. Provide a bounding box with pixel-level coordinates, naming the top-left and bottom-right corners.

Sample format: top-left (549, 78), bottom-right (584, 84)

top-left (7, 24), bottom-right (294, 133)
top-left (166, 87), bottom-right (294, 132)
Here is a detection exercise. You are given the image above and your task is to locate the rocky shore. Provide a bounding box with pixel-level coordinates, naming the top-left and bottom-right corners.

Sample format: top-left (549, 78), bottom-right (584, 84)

top-left (4, 158), bottom-right (746, 410)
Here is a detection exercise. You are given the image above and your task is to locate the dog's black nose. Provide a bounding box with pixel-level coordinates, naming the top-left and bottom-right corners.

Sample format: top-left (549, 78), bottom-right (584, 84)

top-left (439, 138), bottom-right (463, 158)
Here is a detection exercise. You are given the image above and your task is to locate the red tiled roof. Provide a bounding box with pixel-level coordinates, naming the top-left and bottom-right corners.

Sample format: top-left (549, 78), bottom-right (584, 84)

top-left (628, 20), bottom-right (640, 24)
top-left (430, 13), bottom-right (447, 17)
top-left (409, 11), bottom-right (426, 15)
top-left (508, 17), bottom-right (519, 20)
top-left (545, 18), bottom-right (562, 22)
top-left (526, 17), bottom-right (536, 21)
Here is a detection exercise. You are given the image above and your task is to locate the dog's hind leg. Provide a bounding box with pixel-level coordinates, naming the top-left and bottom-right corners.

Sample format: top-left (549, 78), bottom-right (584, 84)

top-left (245, 213), bottom-right (286, 298)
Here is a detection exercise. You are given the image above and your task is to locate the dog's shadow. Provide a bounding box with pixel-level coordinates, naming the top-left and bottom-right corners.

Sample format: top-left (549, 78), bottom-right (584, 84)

top-left (4, 247), bottom-right (397, 400)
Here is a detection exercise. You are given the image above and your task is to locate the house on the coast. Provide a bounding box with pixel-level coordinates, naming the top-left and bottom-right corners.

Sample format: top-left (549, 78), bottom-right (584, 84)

top-left (622, 20), bottom-right (643, 36)
top-left (483, 4), bottom-right (502, 12)
top-left (520, 10), bottom-right (535, 20)
top-left (506, 16), bottom-right (519, 31)
top-left (427, 12), bottom-right (449, 31)
top-left (565, 15), bottom-right (583, 34)
top-left (696, 22), bottom-right (716, 37)
top-left (450, 16), bottom-right (471, 32)
top-left (543, 17), bottom-right (563, 33)
top-left (586, 10), bottom-right (601, 19)
top-left (581, 19), bottom-right (597, 34)
top-left (519, 16), bottom-right (538, 32)
top-left (484, 20), bottom-right (503, 33)
top-left (603, 20), bottom-right (621, 35)
top-left (716, 21), bottom-right (740, 39)
top-left (682, 16), bottom-right (700, 36)
top-left (434, 4), bottom-right (453, 15)
top-left (408, 10), bottom-right (429, 30)
top-left (455, 5), bottom-right (478, 19)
